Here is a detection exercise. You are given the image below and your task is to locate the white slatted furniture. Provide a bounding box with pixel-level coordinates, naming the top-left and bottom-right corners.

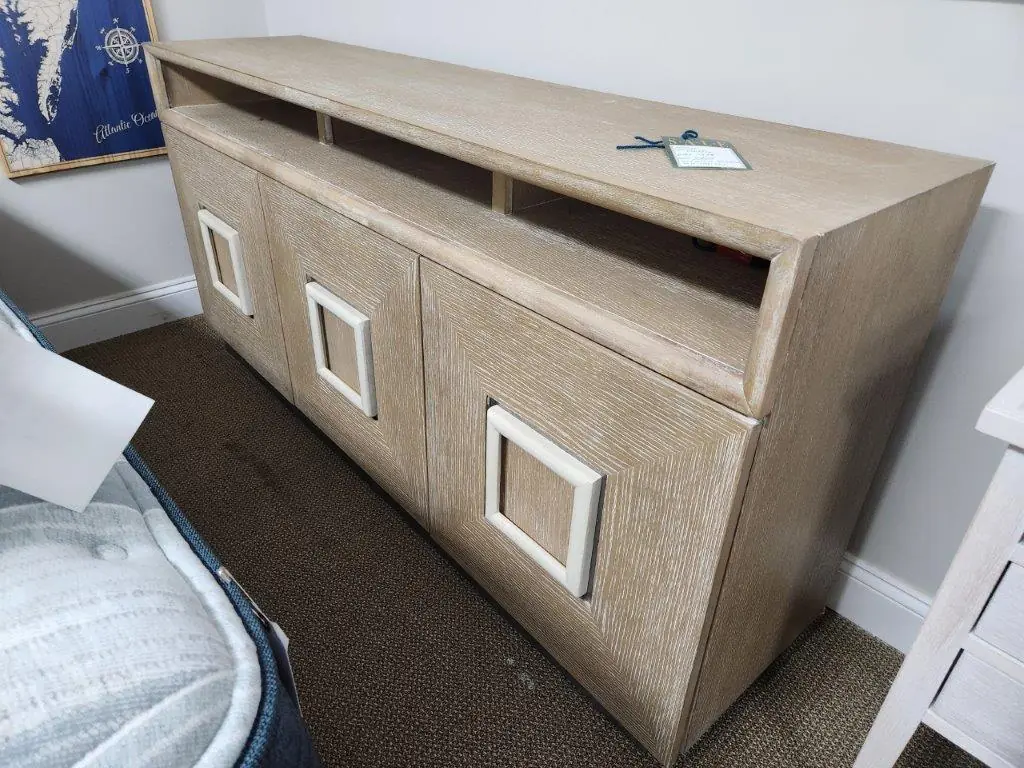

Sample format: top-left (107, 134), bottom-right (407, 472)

top-left (855, 366), bottom-right (1024, 768)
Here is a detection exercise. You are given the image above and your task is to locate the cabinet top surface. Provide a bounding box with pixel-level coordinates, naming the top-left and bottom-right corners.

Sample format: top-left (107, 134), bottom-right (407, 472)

top-left (148, 35), bottom-right (990, 244)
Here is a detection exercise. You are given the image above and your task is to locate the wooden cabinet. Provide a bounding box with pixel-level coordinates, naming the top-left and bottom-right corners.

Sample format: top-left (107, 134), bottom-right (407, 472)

top-left (164, 127), bottom-right (292, 400)
top-left (260, 177), bottom-right (429, 524)
top-left (147, 37), bottom-right (991, 764)
top-left (421, 261), bottom-right (759, 750)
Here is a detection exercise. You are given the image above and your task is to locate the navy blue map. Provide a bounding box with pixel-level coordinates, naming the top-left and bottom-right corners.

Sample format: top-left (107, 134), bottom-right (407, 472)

top-left (0, 0), bottom-right (163, 175)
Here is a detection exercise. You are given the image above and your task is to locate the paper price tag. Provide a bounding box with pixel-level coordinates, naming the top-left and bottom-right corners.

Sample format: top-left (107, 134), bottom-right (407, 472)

top-left (218, 565), bottom-right (304, 713)
top-left (663, 137), bottom-right (751, 170)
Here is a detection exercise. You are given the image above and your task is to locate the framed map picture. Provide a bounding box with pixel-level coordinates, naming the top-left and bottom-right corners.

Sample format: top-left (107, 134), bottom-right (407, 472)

top-left (0, 0), bottom-right (164, 178)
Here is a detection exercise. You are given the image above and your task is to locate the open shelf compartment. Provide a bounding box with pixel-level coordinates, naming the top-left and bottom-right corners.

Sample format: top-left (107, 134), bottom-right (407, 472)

top-left (158, 70), bottom-right (805, 418)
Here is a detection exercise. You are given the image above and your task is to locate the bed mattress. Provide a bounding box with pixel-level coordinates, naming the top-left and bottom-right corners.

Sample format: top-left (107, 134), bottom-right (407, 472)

top-left (0, 290), bottom-right (319, 768)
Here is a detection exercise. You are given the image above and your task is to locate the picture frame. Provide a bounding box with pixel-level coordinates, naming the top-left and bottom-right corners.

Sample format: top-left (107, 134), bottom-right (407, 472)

top-left (0, 0), bottom-right (165, 178)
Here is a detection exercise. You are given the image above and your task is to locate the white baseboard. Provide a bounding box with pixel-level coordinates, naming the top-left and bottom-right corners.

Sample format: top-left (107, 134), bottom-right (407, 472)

top-left (827, 553), bottom-right (931, 653)
top-left (29, 276), bottom-right (202, 352)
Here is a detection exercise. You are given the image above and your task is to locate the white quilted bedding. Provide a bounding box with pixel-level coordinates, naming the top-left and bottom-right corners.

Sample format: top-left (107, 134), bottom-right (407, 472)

top-left (0, 304), bottom-right (261, 768)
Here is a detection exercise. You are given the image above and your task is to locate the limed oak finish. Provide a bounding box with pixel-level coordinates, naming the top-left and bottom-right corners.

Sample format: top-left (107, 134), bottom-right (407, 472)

top-left (147, 36), bottom-right (992, 764)
top-left (262, 177), bottom-right (429, 524)
top-left (164, 129), bottom-right (291, 400)
top-left (422, 261), bottom-right (759, 750)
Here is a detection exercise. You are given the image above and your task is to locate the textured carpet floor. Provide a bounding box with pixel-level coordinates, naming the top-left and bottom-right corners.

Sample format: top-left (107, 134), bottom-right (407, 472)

top-left (68, 317), bottom-right (981, 768)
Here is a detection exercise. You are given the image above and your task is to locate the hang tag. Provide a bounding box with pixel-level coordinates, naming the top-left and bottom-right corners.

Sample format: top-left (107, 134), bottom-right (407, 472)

top-left (662, 137), bottom-right (751, 170)
top-left (267, 619), bottom-right (302, 714)
top-left (218, 566), bottom-right (302, 713)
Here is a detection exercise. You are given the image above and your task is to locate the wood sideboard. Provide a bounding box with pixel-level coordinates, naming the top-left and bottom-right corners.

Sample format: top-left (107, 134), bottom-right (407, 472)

top-left (145, 36), bottom-right (992, 764)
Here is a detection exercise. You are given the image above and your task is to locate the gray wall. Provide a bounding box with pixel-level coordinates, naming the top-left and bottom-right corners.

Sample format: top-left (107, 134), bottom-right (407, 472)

top-left (0, 1), bottom-right (267, 316)
top-left (262, 0), bottom-right (1024, 602)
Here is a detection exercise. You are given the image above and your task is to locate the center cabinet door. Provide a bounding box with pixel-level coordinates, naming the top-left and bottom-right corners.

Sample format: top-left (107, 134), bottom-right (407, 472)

top-left (260, 177), bottom-right (429, 525)
top-left (420, 261), bottom-right (760, 762)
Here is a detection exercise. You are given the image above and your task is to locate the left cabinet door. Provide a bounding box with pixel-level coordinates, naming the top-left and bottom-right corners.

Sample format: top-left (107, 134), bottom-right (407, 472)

top-left (164, 126), bottom-right (293, 400)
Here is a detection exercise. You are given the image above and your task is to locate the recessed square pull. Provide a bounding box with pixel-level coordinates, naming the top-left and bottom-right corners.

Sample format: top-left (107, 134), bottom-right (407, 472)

top-left (305, 281), bottom-right (377, 418)
top-left (197, 208), bottom-right (253, 316)
top-left (485, 404), bottom-right (604, 597)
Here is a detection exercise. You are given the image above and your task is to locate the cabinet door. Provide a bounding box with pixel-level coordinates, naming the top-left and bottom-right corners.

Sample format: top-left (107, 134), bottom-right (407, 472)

top-left (261, 177), bottom-right (429, 525)
top-left (420, 261), bottom-right (759, 762)
top-left (164, 127), bottom-right (292, 399)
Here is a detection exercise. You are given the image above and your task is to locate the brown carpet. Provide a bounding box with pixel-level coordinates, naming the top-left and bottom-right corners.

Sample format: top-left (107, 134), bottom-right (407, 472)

top-left (68, 317), bottom-right (980, 768)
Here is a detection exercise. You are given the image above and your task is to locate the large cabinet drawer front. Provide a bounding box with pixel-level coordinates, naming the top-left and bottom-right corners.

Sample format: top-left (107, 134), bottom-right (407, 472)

top-left (164, 127), bottom-right (292, 399)
top-left (420, 261), bottom-right (759, 760)
top-left (261, 177), bottom-right (429, 524)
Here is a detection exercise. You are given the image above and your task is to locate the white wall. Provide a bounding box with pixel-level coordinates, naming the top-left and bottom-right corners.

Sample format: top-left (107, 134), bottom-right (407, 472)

top-left (263, 0), bottom-right (1024, 626)
top-left (0, 1), bottom-right (267, 317)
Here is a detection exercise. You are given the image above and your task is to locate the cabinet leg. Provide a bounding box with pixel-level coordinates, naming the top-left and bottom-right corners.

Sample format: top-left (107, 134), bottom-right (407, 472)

top-left (853, 691), bottom-right (918, 767)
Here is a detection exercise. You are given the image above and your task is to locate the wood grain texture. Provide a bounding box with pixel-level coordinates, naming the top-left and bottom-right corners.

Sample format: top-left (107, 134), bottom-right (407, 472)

top-left (328, 116), bottom-right (383, 145)
top-left (974, 564), bottom-right (1024, 663)
top-left (160, 101), bottom-right (769, 415)
top-left (500, 438), bottom-right (575, 565)
top-left (316, 112), bottom-right (333, 145)
top-left (2, 148), bottom-right (166, 180)
top-left (492, 172), bottom-right (561, 214)
top-left (163, 126), bottom-right (292, 400)
top-left (260, 176), bottom-right (430, 525)
top-left (161, 62), bottom-right (268, 110)
top-left (421, 261), bottom-right (760, 763)
top-left (687, 166), bottom-right (994, 750)
top-left (140, 0), bottom-right (159, 43)
top-left (321, 309), bottom-right (361, 393)
top-left (144, 50), bottom-right (169, 112)
top-left (152, 46), bottom-right (996, 763)
top-left (855, 446), bottom-right (1024, 768)
top-left (742, 237), bottom-right (816, 411)
top-left (211, 229), bottom-right (238, 295)
top-left (962, 632), bottom-right (1024, 689)
top-left (929, 651), bottom-right (1024, 766)
top-left (923, 710), bottom-right (1018, 768)
top-left (145, 36), bottom-right (990, 251)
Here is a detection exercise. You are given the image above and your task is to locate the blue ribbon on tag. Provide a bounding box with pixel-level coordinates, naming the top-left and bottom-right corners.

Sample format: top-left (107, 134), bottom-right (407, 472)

top-left (616, 130), bottom-right (698, 150)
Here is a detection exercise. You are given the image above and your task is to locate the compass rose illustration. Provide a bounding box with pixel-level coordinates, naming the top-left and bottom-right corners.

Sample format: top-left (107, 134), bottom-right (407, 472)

top-left (96, 18), bottom-right (141, 71)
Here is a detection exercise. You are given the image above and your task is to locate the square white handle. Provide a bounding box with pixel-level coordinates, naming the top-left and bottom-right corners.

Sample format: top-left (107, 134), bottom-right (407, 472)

top-left (197, 208), bottom-right (253, 316)
top-left (305, 281), bottom-right (377, 419)
top-left (485, 404), bottom-right (603, 598)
